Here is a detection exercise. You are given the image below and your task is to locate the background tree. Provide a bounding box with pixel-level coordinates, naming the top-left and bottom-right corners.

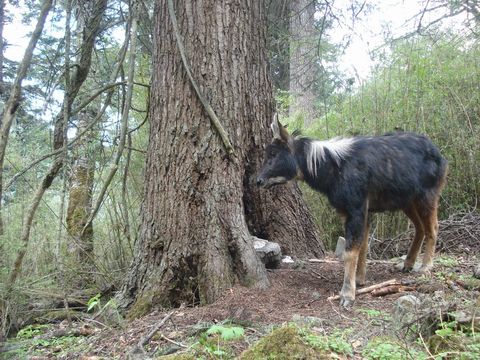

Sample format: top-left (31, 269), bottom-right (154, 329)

top-left (289, 0), bottom-right (318, 125)
top-left (268, 0), bottom-right (366, 127)
top-left (64, 0), bottom-right (108, 287)
top-left (119, 0), bottom-right (323, 315)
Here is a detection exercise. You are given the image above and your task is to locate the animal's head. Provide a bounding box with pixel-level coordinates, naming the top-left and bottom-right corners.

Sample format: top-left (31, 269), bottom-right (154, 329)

top-left (256, 116), bottom-right (299, 189)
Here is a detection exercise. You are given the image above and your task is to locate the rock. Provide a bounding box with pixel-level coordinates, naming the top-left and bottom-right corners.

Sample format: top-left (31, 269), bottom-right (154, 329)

top-left (392, 294), bottom-right (422, 327)
top-left (253, 237), bottom-right (282, 269)
top-left (449, 310), bottom-right (480, 332)
top-left (335, 236), bottom-right (346, 259)
top-left (282, 255), bottom-right (294, 264)
top-left (474, 264), bottom-right (480, 279)
top-left (291, 314), bottom-right (325, 328)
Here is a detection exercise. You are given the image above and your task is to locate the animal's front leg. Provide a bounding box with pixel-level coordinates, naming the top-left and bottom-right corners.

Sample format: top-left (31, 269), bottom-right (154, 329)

top-left (340, 211), bottom-right (366, 308)
top-left (340, 247), bottom-right (360, 307)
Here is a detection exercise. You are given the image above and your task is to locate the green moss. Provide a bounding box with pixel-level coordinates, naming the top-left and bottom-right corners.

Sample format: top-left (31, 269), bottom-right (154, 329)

top-left (239, 326), bottom-right (330, 360)
top-left (35, 310), bottom-right (83, 323)
top-left (127, 293), bottom-right (154, 320)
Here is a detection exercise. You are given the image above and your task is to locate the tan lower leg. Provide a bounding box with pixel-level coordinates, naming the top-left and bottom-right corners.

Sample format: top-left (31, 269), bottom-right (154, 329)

top-left (422, 223), bottom-right (437, 271)
top-left (356, 229), bottom-right (369, 286)
top-left (404, 205), bottom-right (425, 270)
top-left (341, 247), bottom-right (360, 303)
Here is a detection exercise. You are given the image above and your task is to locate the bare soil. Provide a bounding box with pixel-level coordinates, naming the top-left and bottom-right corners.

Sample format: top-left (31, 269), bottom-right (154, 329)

top-left (81, 254), bottom-right (480, 358)
top-left (2, 251), bottom-right (479, 359)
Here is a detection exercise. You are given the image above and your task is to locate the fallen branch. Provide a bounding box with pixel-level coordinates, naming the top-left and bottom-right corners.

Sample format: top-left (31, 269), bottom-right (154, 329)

top-left (38, 325), bottom-right (95, 339)
top-left (327, 278), bottom-right (400, 301)
top-left (371, 285), bottom-right (416, 297)
top-left (309, 258), bottom-right (396, 265)
top-left (309, 258), bottom-right (340, 264)
top-left (137, 311), bottom-right (175, 348)
top-left (161, 334), bottom-right (188, 348)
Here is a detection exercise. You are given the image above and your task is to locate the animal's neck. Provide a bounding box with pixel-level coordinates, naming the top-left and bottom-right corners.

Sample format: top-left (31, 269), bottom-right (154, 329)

top-left (293, 138), bottom-right (339, 193)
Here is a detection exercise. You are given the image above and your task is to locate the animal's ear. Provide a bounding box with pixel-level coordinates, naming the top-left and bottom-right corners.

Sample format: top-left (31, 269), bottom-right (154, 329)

top-left (271, 114), bottom-right (291, 144)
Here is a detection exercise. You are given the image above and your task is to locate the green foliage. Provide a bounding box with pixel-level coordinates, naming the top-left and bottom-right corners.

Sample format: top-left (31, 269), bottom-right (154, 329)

top-left (428, 318), bottom-right (480, 359)
top-left (363, 337), bottom-right (428, 360)
top-left (87, 293), bottom-right (101, 312)
top-left (206, 324), bottom-right (244, 341)
top-left (357, 308), bottom-right (392, 324)
top-left (16, 324), bottom-right (49, 339)
top-left (303, 328), bottom-right (353, 356)
top-left (190, 323), bottom-right (246, 358)
top-left (301, 33), bottom-right (480, 250)
top-left (5, 325), bottom-right (87, 359)
top-left (435, 256), bottom-right (459, 268)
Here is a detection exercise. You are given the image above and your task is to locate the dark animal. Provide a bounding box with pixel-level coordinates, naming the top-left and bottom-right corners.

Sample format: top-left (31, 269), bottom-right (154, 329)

top-left (257, 118), bottom-right (448, 307)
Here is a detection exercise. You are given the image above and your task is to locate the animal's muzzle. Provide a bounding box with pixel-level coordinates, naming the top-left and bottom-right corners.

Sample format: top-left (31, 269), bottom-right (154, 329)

top-left (256, 177), bottom-right (265, 187)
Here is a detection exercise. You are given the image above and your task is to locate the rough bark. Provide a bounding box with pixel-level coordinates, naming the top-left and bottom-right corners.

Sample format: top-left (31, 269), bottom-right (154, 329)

top-left (65, 109), bottom-right (95, 275)
top-left (289, 0), bottom-right (318, 125)
top-left (119, 0), bottom-right (323, 316)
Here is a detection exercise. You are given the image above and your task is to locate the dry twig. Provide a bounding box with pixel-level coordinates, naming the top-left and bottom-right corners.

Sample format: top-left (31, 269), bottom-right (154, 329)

top-left (327, 278), bottom-right (400, 301)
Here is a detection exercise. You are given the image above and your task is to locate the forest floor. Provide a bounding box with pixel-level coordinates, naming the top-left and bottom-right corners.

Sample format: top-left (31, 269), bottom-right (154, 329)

top-left (2, 250), bottom-right (479, 359)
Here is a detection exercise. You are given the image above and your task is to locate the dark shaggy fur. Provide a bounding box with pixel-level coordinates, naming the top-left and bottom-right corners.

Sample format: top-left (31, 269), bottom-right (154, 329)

top-left (257, 120), bottom-right (447, 307)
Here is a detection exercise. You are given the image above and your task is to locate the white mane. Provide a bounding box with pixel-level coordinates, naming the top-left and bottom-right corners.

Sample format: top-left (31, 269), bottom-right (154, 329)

top-left (306, 138), bottom-right (355, 176)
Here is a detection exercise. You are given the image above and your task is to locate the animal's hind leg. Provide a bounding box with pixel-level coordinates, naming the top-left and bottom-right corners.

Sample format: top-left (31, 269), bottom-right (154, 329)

top-left (417, 199), bottom-right (439, 273)
top-left (356, 215), bottom-right (371, 286)
top-left (402, 203), bottom-right (425, 272)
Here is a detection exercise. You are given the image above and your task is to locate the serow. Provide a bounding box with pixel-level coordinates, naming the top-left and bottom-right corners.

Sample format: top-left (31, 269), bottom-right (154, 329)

top-left (257, 117), bottom-right (448, 308)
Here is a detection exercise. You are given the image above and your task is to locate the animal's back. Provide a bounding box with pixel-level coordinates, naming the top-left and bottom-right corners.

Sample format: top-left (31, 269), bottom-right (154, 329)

top-left (343, 132), bottom-right (447, 212)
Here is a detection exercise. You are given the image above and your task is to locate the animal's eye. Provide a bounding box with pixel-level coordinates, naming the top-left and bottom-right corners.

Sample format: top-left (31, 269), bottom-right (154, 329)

top-left (269, 150), bottom-right (276, 157)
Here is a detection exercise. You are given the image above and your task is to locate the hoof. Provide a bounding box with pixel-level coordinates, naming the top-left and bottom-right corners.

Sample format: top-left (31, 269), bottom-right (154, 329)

top-left (395, 260), bottom-right (414, 273)
top-left (339, 296), bottom-right (354, 309)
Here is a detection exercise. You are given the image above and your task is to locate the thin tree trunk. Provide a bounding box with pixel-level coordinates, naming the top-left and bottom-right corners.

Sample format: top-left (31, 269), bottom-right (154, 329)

top-left (82, 4), bottom-right (137, 234)
top-left (4, 0), bottom-right (108, 292)
top-left (289, 0), bottom-right (318, 126)
top-left (0, 0), bottom-right (5, 99)
top-left (64, 0), bottom-right (107, 287)
top-left (65, 109), bottom-right (96, 281)
top-left (118, 0), bottom-right (323, 317)
top-left (267, 0), bottom-right (290, 91)
top-left (0, 0), bottom-right (53, 238)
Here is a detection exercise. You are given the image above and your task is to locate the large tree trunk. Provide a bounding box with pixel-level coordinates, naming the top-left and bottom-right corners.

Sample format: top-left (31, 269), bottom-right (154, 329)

top-left (119, 0), bottom-right (323, 316)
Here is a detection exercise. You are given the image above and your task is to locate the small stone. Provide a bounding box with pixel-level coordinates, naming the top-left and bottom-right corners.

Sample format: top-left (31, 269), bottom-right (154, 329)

top-left (252, 236), bottom-right (282, 269)
top-left (473, 264), bottom-right (480, 279)
top-left (335, 237), bottom-right (346, 259)
top-left (393, 294), bottom-right (422, 327)
top-left (282, 255), bottom-right (294, 263)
